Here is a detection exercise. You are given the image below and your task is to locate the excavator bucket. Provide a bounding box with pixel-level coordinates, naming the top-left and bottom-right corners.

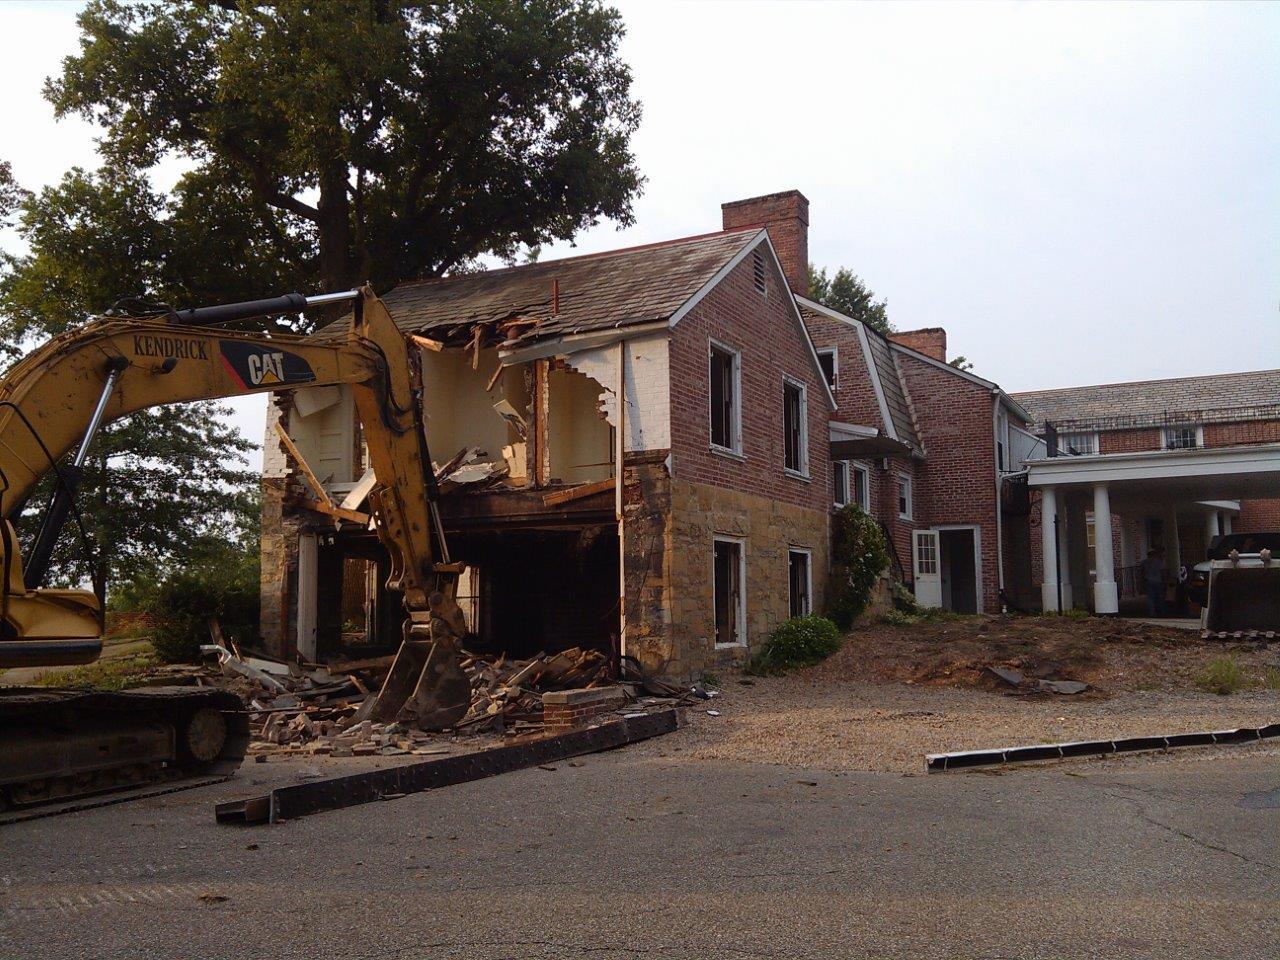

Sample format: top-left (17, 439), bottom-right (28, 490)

top-left (1203, 554), bottom-right (1280, 637)
top-left (356, 638), bottom-right (470, 729)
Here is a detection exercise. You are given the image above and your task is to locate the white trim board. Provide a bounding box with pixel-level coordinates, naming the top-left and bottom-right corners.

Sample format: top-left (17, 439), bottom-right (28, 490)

top-left (796, 295), bottom-right (898, 441)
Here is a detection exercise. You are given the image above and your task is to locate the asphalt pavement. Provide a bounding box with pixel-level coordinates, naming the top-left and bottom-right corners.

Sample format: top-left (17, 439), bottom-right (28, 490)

top-left (1, 740), bottom-right (1277, 959)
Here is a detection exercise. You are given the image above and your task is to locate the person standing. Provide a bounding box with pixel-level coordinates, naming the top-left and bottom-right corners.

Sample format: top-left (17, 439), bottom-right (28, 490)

top-left (1141, 548), bottom-right (1167, 616)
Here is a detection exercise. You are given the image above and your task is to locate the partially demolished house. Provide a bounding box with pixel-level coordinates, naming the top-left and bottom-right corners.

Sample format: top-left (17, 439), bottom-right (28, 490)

top-left (262, 193), bottom-right (839, 682)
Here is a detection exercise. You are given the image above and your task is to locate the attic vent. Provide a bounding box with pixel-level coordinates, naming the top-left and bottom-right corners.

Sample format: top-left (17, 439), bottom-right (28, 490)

top-left (752, 250), bottom-right (767, 295)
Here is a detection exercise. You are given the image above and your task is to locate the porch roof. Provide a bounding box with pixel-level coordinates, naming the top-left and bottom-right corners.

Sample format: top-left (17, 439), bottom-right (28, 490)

top-left (1025, 442), bottom-right (1280, 512)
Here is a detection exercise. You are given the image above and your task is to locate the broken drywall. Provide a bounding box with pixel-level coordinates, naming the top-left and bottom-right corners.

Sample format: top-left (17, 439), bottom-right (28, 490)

top-left (564, 334), bottom-right (670, 453)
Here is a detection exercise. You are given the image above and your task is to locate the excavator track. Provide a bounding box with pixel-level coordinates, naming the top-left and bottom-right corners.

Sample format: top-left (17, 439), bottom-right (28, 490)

top-left (0, 686), bottom-right (248, 821)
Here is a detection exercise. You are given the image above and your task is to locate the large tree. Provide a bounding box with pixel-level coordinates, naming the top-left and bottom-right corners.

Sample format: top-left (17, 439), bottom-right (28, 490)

top-left (0, 166), bottom-right (258, 596)
top-left (807, 263), bottom-right (893, 336)
top-left (48, 0), bottom-right (644, 303)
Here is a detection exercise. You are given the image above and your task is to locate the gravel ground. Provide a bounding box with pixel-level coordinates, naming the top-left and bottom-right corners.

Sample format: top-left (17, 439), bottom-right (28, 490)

top-left (653, 672), bottom-right (1280, 774)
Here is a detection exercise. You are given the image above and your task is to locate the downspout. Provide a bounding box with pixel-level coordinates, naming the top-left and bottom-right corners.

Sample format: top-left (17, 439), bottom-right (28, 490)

top-left (992, 391), bottom-right (1006, 612)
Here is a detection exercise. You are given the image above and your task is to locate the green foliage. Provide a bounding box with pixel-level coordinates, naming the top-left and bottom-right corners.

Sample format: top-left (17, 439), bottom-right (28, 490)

top-left (1264, 667), bottom-right (1280, 691)
top-left (44, 0), bottom-right (644, 298)
top-left (807, 263), bottom-right (892, 335)
top-left (878, 606), bottom-right (973, 626)
top-left (828, 504), bottom-right (889, 629)
top-left (1196, 656), bottom-right (1246, 696)
top-left (1040, 607), bottom-right (1090, 621)
top-left (145, 543), bottom-right (261, 663)
top-left (747, 615), bottom-right (842, 675)
top-left (36, 650), bottom-right (160, 691)
top-left (948, 355), bottom-right (975, 372)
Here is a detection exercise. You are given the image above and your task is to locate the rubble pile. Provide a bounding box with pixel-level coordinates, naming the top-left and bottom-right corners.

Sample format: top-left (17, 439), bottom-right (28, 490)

top-left (193, 642), bottom-right (620, 757)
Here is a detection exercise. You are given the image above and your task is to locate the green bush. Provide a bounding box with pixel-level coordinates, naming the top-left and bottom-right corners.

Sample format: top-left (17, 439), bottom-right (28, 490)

top-left (1196, 656), bottom-right (1246, 696)
top-left (1264, 667), bottom-right (1280, 691)
top-left (827, 505), bottom-right (890, 629)
top-left (748, 615), bottom-right (842, 674)
top-left (146, 547), bottom-right (260, 663)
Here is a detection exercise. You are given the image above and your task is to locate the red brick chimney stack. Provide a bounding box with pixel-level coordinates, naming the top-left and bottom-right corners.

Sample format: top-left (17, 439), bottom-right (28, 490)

top-left (889, 328), bottom-right (948, 363)
top-left (721, 190), bottom-right (809, 295)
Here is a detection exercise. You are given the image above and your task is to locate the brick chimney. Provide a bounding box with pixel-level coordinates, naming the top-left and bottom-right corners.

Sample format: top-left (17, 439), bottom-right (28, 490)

top-left (721, 190), bottom-right (809, 295)
top-left (889, 328), bottom-right (947, 363)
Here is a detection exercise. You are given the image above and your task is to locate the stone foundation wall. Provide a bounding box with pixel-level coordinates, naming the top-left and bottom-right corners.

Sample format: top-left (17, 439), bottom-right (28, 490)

top-left (669, 478), bottom-right (830, 679)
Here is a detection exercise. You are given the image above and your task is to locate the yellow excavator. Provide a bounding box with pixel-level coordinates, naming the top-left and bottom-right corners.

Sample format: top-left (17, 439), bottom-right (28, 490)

top-left (0, 287), bottom-right (469, 811)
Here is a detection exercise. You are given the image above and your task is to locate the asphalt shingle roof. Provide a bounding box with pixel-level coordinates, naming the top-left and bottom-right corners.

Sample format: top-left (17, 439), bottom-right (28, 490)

top-left (326, 229), bottom-right (762, 346)
top-left (1012, 369), bottom-right (1280, 431)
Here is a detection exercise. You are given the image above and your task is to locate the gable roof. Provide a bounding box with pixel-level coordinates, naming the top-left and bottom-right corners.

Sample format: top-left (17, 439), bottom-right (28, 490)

top-left (797, 298), bottom-right (922, 454)
top-left (1012, 369), bottom-right (1280, 432)
top-left (325, 229), bottom-right (763, 346)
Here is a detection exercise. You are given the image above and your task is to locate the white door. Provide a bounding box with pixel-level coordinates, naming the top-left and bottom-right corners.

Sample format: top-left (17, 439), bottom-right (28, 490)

top-left (913, 529), bottom-right (942, 608)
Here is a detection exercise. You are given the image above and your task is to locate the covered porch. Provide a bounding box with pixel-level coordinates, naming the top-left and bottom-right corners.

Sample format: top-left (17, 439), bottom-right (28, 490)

top-left (1027, 443), bottom-right (1280, 614)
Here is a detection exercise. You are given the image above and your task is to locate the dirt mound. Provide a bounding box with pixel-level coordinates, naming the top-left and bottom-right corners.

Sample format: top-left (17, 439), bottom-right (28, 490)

top-left (809, 614), bottom-right (1272, 696)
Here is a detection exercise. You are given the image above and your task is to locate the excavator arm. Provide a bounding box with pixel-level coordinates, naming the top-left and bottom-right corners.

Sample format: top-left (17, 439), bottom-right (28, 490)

top-left (0, 287), bottom-right (446, 681)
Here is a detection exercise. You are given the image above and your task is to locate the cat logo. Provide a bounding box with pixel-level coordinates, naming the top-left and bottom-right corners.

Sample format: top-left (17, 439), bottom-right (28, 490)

top-left (246, 351), bottom-right (286, 385)
top-left (219, 340), bottom-right (317, 391)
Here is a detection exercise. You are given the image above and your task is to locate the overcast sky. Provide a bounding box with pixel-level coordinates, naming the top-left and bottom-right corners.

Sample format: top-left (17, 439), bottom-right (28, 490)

top-left (3, 1), bottom-right (1277, 471)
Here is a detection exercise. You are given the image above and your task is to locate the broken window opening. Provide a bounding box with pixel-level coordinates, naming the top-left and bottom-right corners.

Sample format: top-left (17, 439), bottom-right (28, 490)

top-left (783, 377), bottom-right (807, 475)
top-left (710, 341), bottom-right (740, 453)
top-left (714, 537), bottom-right (745, 646)
top-left (788, 549), bottom-right (812, 618)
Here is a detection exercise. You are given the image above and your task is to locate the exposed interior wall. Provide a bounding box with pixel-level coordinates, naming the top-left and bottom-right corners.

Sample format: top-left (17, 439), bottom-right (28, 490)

top-left (288, 385), bottom-right (356, 486)
top-left (421, 346), bottom-right (518, 465)
top-left (547, 364), bottom-right (613, 484)
top-left (565, 335), bottom-right (672, 453)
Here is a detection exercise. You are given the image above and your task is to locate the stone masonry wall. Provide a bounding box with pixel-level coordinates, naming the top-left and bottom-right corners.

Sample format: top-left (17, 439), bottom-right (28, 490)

top-left (669, 477), bottom-right (830, 679)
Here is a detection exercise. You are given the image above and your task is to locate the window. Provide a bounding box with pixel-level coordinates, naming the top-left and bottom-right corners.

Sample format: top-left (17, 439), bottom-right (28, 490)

top-left (783, 377), bottom-right (808, 476)
top-left (709, 342), bottom-right (741, 453)
top-left (1163, 425), bottom-right (1201, 450)
top-left (852, 464), bottom-right (869, 510)
top-left (752, 250), bottom-right (767, 295)
top-left (788, 548), bottom-right (812, 617)
top-left (713, 537), bottom-right (745, 646)
top-left (833, 460), bottom-right (849, 506)
top-left (1058, 430), bottom-right (1098, 456)
top-left (455, 564), bottom-right (481, 633)
top-left (816, 348), bottom-right (838, 393)
top-left (914, 532), bottom-right (938, 576)
top-left (898, 473), bottom-right (913, 520)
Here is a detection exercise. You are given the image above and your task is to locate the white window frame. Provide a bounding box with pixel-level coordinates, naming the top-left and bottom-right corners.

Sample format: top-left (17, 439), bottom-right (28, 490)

top-left (1058, 430), bottom-right (1099, 456)
top-left (898, 472), bottom-right (913, 520)
top-left (851, 462), bottom-right (870, 510)
top-left (816, 346), bottom-right (838, 395)
top-left (708, 338), bottom-right (743, 457)
top-left (712, 535), bottom-right (747, 648)
top-left (1161, 424), bottom-right (1203, 451)
top-left (788, 546), bottom-right (813, 618)
top-left (782, 374), bottom-right (810, 479)
top-left (833, 459), bottom-right (850, 507)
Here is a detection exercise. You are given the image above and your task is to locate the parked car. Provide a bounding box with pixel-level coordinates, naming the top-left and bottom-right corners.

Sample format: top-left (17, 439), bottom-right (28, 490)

top-left (1187, 531), bottom-right (1280, 605)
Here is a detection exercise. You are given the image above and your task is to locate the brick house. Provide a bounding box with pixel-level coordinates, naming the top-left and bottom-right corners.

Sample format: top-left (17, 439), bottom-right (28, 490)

top-left (261, 195), bottom-right (837, 682)
top-left (1010, 371), bottom-right (1280, 613)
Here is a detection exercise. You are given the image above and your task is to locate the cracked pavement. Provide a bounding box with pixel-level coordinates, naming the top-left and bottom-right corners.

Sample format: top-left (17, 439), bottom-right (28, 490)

top-left (1, 740), bottom-right (1277, 959)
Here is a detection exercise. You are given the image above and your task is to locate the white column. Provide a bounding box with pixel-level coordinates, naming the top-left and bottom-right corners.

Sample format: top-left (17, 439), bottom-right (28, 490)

top-left (296, 531), bottom-right (319, 661)
top-left (1164, 507), bottom-right (1182, 575)
top-left (1223, 512), bottom-right (1234, 536)
top-left (1093, 483), bottom-right (1118, 614)
top-left (1057, 501), bottom-right (1073, 609)
top-left (1205, 510), bottom-right (1221, 544)
top-left (1040, 486), bottom-right (1060, 612)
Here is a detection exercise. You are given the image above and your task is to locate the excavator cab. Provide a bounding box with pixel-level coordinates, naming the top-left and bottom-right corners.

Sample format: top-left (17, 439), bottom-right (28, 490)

top-left (0, 519), bottom-right (101, 667)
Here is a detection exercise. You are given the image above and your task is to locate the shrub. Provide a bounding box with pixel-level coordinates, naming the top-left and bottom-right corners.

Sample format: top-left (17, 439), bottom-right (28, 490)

top-left (1196, 656), bottom-right (1246, 695)
top-left (146, 547), bottom-right (260, 663)
top-left (827, 505), bottom-right (890, 629)
top-left (748, 615), bottom-right (842, 674)
top-left (1263, 667), bottom-right (1280, 691)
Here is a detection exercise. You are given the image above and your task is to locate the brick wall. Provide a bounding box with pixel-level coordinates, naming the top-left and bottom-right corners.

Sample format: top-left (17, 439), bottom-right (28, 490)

top-left (896, 353), bottom-right (1001, 612)
top-left (668, 243), bottom-right (831, 517)
top-left (1237, 498), bottom-right (1280, 533)
top-left (1204, 421), bottom-right (1280, 447)
top-left (1098, 428), bottom-right (1163, 454)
